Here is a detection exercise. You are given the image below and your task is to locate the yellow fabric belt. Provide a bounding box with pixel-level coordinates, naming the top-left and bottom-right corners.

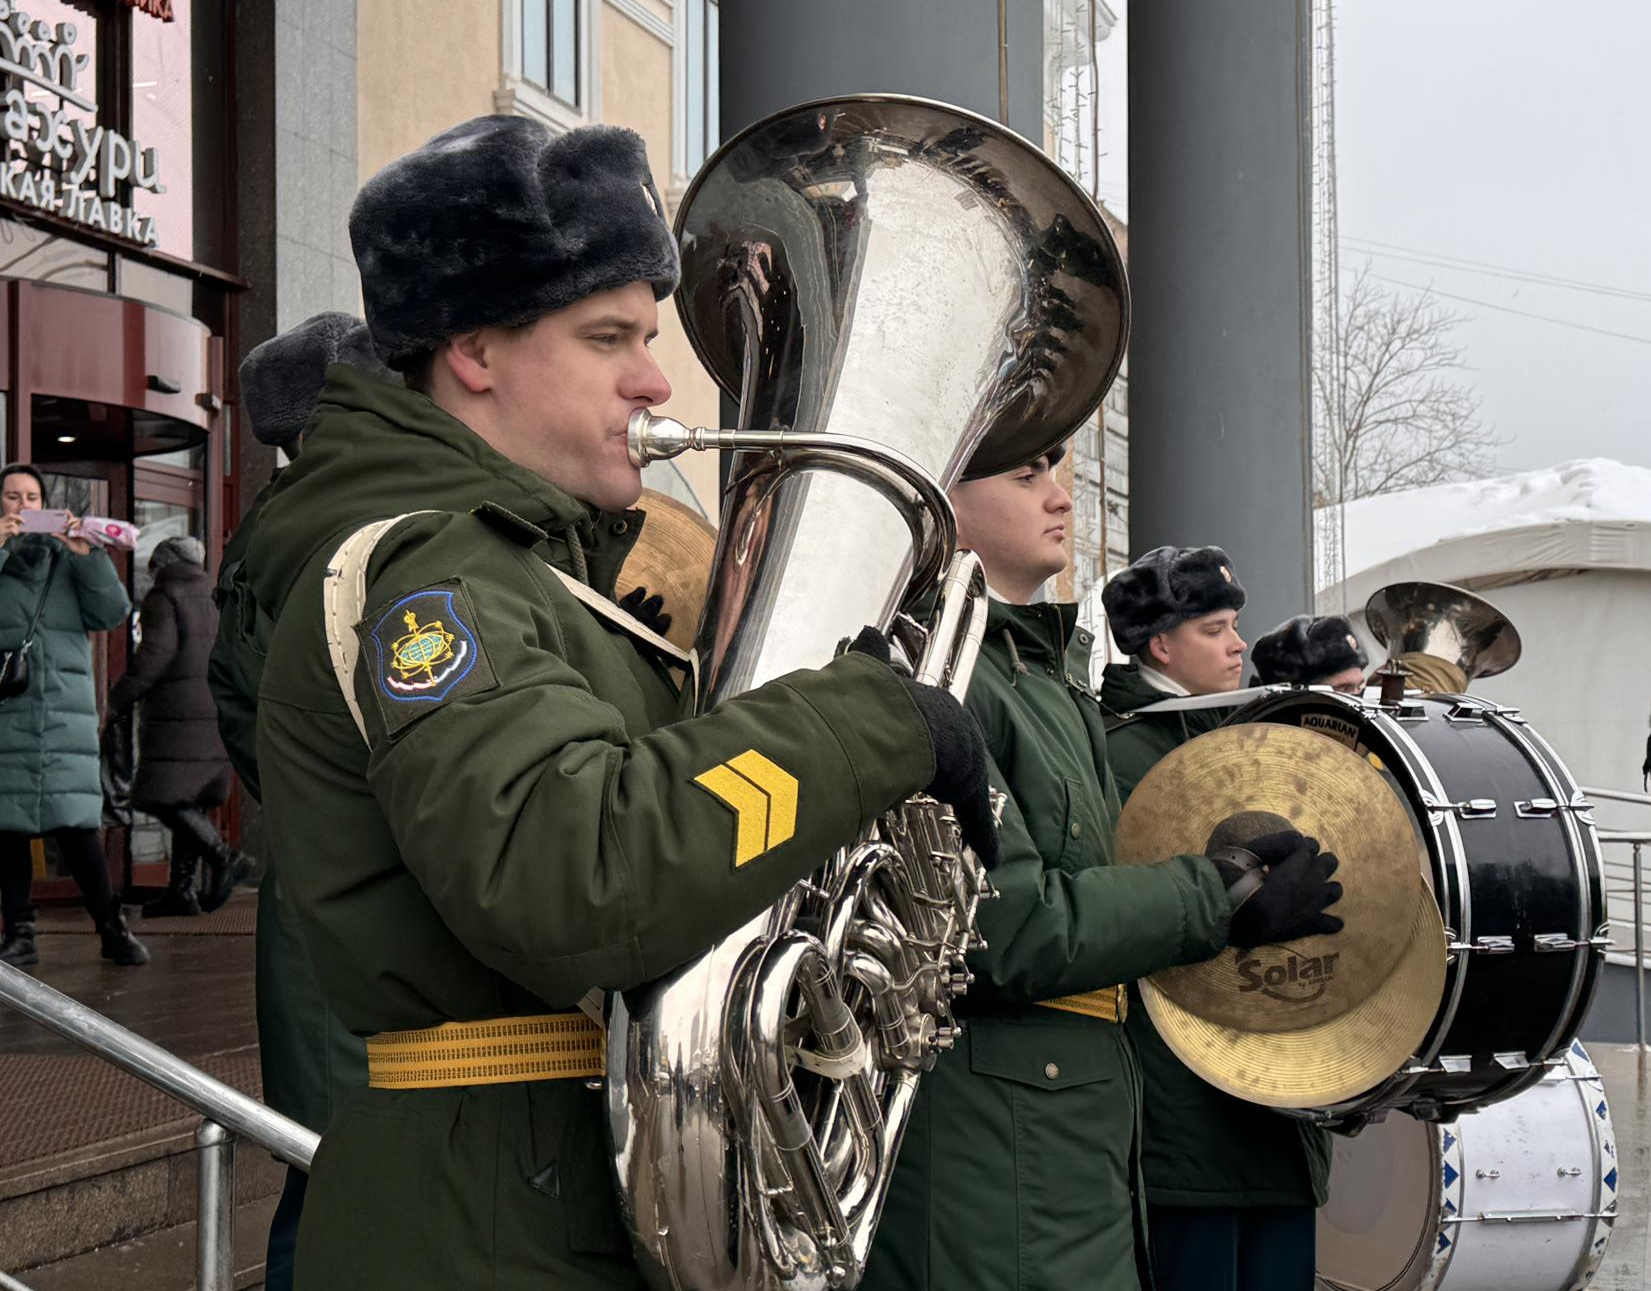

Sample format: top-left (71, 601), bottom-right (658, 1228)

top-left (365, 1012), bottom-right (605, 1089)
top-left (1036, 985), bottom-right (1128, 1024)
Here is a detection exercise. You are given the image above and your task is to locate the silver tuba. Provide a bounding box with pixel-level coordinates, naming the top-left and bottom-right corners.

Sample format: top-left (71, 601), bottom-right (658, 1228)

top-left (607, 95), bottom-right (1129, 1290)
top-left (1364, 580), bottom-right (1522, 692)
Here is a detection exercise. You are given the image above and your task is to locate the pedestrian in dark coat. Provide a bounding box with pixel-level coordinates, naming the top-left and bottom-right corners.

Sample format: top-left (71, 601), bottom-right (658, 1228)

top-left (109, 536), bottom-right (250, 917)
top-left (0, 463), bottom-right (147, 967)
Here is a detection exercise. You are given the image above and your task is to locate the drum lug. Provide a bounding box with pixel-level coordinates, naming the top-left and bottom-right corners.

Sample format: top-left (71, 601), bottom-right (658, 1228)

top-left (1533, 931), bottom-right (1601, 953)
top-left (1444, 703), bottom-right (1489, 725)
top-left (1517, 796), bottom-right (1596, 821)
top-left (1450, 934), bottom-right (1515, 955)
top-left (1422, 794), bottom-right (1498, 821)
top-left (1493, 1051), bottom-right (1531, 1070)
top-left (1404, 1054), bottom-right (1473, 1076)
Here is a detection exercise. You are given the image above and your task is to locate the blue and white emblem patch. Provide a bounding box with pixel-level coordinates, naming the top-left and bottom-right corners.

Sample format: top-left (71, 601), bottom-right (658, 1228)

top-left (358, 580), bottom-right (497, 737)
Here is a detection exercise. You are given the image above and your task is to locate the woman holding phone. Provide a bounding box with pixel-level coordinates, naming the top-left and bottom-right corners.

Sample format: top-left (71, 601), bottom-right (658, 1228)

top-left (0, 463), bottom-right (147, 967)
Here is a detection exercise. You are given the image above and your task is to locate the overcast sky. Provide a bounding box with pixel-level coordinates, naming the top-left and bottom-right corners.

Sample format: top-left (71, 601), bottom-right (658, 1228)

top-left (1335, 0), bottom-right (1651, 473)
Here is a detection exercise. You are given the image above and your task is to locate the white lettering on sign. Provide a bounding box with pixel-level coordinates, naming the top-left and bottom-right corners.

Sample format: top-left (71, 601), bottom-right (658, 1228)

top-left (0, 3), bottom-right (164, 247)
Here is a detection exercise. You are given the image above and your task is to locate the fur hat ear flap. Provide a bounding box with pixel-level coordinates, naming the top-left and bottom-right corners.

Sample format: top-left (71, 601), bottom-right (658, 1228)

top-left (1100, 545), bottom-right (1246, 656)
top-left (240, 313), bottom-right (396, 447)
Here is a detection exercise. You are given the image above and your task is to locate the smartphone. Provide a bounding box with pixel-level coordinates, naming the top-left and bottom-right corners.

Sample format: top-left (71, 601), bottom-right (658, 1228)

top-left (19, 509), bottom-right (72, 534)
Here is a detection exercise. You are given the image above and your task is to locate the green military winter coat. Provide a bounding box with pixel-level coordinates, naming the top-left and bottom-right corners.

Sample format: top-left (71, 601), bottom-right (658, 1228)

top-left (210, 467), bottom-right (368, 1139)
top-left (865, 601), bottom-right (1232, 1291)
top-left (0, 537), bottom-right (130, 834)
top-left (247, 367), bottom-right (938, 1290)
top-left (1101, 663), bottom-right (1332, 1209)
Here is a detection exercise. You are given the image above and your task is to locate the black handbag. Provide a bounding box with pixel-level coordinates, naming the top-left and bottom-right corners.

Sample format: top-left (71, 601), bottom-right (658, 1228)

top-left (0, 546), bottom-right (61, 705)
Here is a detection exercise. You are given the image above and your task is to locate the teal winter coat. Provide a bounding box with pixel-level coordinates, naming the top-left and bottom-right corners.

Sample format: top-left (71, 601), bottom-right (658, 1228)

top-left (0, 536), bottom-right (131, 834)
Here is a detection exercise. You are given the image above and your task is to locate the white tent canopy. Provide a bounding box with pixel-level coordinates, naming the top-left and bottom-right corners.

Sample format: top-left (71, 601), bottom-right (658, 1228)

top-left (1316, 457), bottom-right (1651, 616)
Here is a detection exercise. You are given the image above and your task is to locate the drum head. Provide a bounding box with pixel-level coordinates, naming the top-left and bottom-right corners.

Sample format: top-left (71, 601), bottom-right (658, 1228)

top-left (1317, 1112), bottom-right (1441, 1291)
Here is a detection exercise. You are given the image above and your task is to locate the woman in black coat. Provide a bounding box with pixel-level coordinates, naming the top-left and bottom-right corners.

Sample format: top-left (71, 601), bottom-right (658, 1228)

top-left (109, 536), bottom-right (251, 917)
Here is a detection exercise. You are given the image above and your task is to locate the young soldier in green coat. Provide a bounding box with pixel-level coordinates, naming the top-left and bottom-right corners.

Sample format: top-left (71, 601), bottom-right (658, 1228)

top-left (1100, 548), bottom-right (1340, 1291)
top-left (209, 314), bottom-right (394, 1291)
top-left (864, 456), bottom-right (1344, 1291)
top-left (242, 117), bottom-right (998, 1291)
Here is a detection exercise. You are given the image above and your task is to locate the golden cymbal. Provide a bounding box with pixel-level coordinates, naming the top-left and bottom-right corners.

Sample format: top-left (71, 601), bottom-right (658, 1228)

top-left (616, 489), bottom-right (718, 653)
top-left (1141, 885), bottom-right (1447, 1108)
top-left (1115, 723), bottom-right (1427, 1032)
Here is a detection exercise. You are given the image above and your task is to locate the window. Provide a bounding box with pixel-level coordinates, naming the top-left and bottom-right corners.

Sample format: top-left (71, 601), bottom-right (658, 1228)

top-left (683, 0), bottom-right (719, 177)
top-left (523, 0), bottom-right (580, 107)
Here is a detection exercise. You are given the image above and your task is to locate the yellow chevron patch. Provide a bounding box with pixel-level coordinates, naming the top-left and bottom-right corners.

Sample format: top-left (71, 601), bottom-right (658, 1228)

top-left (693, 749), bottom-right (799, 867)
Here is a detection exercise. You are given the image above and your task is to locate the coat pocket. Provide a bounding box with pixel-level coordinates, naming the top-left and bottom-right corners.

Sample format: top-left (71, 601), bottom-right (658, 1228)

top-left (968, 1014), bottom-right (1117, 1092)
top-left (1053, 777), bottom-right (1106, 874)
top-left (967, 1017), bottom-right (1139, 1287)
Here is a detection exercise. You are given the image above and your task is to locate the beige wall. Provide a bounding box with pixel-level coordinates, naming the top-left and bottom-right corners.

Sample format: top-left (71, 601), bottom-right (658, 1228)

top-left (356, 0), bottom-right (503, 184)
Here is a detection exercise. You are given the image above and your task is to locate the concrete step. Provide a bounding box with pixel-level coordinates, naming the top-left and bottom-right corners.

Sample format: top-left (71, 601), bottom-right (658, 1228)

top-left (1, 1120), bottom-right (284, 1278)
top-left (11, 1188), bottom-right (278, 1291)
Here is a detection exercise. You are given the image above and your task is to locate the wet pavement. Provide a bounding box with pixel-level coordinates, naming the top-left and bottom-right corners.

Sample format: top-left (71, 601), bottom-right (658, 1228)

top-left (1592, 1042), bottom-right (1650, 1291)
top-left (0, 892), bottom-right (261, 1170)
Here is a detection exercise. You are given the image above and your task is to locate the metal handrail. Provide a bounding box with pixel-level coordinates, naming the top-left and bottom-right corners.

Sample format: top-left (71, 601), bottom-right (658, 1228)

top-left (1582, 784), bottom-right (1651, 807)
top-left (0, 962), bottom-right (317, 1288)
top-left (1580, 788), bottom-right (1651, 1050)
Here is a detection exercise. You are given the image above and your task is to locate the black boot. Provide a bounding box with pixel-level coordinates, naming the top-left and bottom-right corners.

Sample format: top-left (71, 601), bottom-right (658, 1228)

top-left (0, 921), bottom-right (38, 967)
top-left (198, 845), bottom-right (254, 915)
top-left (142, 850), bottom-right (201, 919)
top-left (99, 899), bottom-right (150, 966)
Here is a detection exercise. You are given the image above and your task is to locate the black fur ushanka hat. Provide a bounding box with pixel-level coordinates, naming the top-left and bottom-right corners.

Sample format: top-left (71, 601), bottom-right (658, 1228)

top-left (239, 312), bottom-right (394, 447)
top-left (1100, 545), bottom-right (1246, 656)
top-left (1251, 614), bottom-right (1368, 685)
top-left (349, 116), bottom-right (681, 370)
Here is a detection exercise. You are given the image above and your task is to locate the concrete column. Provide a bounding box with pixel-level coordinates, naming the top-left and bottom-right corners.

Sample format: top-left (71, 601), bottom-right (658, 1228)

top-left (1127, 2), bottom-right (1315, 642)
top-left (719, 0), bottom-right (1044, 159)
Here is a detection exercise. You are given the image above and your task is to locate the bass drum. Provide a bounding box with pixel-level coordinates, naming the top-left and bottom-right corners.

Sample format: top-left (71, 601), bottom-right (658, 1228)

top-left (1231, 688), bottom-right (1605, 1120)
top-left (1316, 1041), bottom-right (1617, 1291)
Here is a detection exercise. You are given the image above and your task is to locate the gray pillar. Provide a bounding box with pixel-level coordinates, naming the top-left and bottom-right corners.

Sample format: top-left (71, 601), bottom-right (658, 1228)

top-left (1127, 3), bottom-right (1314, 643)
top-left (719, 0), bottom-right (1043, 146)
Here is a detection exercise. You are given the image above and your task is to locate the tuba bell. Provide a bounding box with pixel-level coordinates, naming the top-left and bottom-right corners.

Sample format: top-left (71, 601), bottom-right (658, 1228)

top-left (1364, 580), bottom-right (1522, 694)
top-left (606, 95), bottom-right (1129, 1290)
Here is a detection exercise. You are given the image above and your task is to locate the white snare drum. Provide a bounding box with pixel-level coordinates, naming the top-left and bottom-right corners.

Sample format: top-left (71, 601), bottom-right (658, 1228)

top-left (1317, 1041), bottom-right (1617, 1291)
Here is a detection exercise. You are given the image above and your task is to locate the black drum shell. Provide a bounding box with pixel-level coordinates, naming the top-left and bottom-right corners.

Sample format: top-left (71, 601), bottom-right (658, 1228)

top-left (1226, 689), bottom-right (1604, 1120)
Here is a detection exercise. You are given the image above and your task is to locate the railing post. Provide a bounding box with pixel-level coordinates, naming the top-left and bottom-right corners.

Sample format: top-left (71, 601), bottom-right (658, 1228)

top-left (1635, 841), bottom-right (1646, 1053)
top-left (196, 1119), bottom-right (236, 1291)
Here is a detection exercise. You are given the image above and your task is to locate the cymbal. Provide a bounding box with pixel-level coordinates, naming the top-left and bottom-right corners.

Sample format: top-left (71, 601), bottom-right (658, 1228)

top-left (616, 489), bottom-right (718, 653)
top-left (1141, 885), bottom-right (1447, 1108)
top-left (1115, 723), bottom-right (1427, 1032)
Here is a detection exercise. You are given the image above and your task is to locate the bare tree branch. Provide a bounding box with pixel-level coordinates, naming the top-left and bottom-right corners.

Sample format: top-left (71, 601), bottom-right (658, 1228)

top-left (1313, 263), bottom-right (1506, 506)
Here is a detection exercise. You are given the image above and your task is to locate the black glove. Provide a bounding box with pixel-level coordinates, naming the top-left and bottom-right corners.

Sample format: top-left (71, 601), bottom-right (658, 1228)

top-left (847, 627), bottom-right (1000, 868)
top-left (618, 585), bottom-right (672, 637)
top-left (1213, 829), bottom-right (1345, 949)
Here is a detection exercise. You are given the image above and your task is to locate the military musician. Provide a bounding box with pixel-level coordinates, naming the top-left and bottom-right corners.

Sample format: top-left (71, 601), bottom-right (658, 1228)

top-left (234, 116), bottom-right (998, 1291)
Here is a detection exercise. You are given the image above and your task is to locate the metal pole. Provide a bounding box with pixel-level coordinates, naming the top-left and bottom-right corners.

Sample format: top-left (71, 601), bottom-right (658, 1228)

top-left (0, 963), bottom-right (317, 1169)
top-left (196, 1120), bottom-right (236, 1291)
top-left (1635, 842), bottom-right (1646, 1052)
